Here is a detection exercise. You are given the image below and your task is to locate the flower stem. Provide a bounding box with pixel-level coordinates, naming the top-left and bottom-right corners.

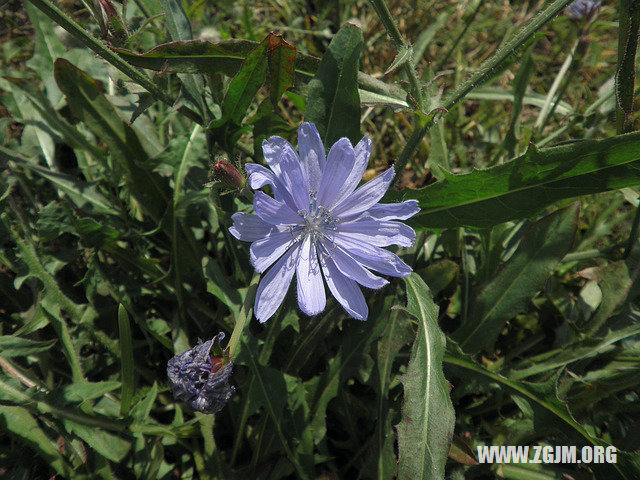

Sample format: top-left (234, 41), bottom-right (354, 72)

top-left (227, 274), bottom-right (259, 359)
top-left (367, 0), bottom-right (424, 109)
top-left (24, 0), bottom-right (203, 125)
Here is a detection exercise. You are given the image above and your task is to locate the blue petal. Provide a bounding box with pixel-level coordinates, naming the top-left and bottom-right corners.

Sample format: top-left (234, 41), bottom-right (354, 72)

top-left (331, 233), bottom-right (412, 277)
top-left (337, 220), bottom-right (415, 247)
top-left (250, 231), bottom-right (297, 274)
top-left (262, 137), bottom-right (310, 211)
top-left (230, 213), bottom-right (276, 242)
top-left (321, 241), bottom-right (388, 289)
top-left (331, 136), bottom-right (372, 207)
top-left (245, 163), bottom-right (297, 209)
top-left (296, 236), bottom-right (326, 315)
top-left (317, 138), bottom-right (355, 208)
top-left (358, 200), bottom-right (420, 221)
top-left (298, 123), bottom-right (325, 191)
top-left (255, 243), bottom-right (300, 322)
top-left (331, 168), bottom-right (395, 219)
top-left (254, 191), bottom-right (303, 226)
top-left (320, 254), bottom-right (368, 320)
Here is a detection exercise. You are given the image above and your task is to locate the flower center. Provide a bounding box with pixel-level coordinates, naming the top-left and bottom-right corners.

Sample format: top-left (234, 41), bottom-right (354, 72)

top-left (296, 191), bottom-right (337, 243)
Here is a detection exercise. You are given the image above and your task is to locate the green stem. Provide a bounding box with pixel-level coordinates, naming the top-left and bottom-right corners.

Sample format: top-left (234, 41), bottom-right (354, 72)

top-left (367, 0), bottom-right (424, 108)
top-left (24, 0), bottom-right (202, 125)
top-left (393, 0), bottom-right (577, 186)
top-left (226, 274), bottom-right (259, 359)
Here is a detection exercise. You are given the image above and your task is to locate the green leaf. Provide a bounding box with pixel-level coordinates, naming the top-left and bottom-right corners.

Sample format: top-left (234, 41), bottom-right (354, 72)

top-left (53, 58), bottom-right (169, 221)
top-left (403, 133), bottom-right (640, 229)
top-left (453, 204), bottom-right (579, 353)
top-left (0, 405), bottom-right (70, 476)
top-left (384, 45), bottom-right (411, 75)
top-left (396, 274), bottom-right (454, 480)
top-left (508, 323), bottom-right (640, 380)
top-left (0, 336), bottom-right (56, 357)
top-left (305, 24), bottom-right (363, 148)
top-left (445, 342), bottom-right (639, 480)
top-left (467, 86), bottom-right (573, 115)
top-left (111, 39), bottom-right (407, 109)
top-left (0, 146), bottom-right (120, 216)
top-left (159, 0), bottom-right (205, 116)
top-left (239, 334), bottom-right (313, 479)
top-left (217, 37), bottom-right (268, 126)
top-left (503, 46), bottom-right (535, 158)
top-left (616, 0), bottom-right (640, 133)
top-left (369, 310), bottom-right (413, 479)
top-left (118, 305), bottom-right (135, 416)
top-left (266, 34), bottom-right (297, 107)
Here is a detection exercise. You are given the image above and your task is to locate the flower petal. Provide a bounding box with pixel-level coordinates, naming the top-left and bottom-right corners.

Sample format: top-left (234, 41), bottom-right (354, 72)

top-left (357, 200), bottom-right (420, 221)
top-left (254, 191), bottom-right (303, 226)
top-left (230, 213), bottom-right (276, 242)
top-left (245, 163), bottom-right (296, 209)
top-left (296, 236), bottom-right (326, 315)
top-left (332, 167), bottom-right (395, 218)
top-left (317, 138), bottom-right (356, 208)
top-left (250, 231), bottom-right (297, 274)
top-left (330, 233), bottom-right (412, 277)
top-left (321, 241), bottom-right (388, 289)
top-left (298, 123), bottom-right (325, 191)
top-left (337, 220), bottom-right (415, 247)
top-left (262, 137), bottom-right (310, 211)
top-left (320, 254), bottom-right (368, 320)
top-left (255, 243), bottom-right (300, 322)
top-left (331, 136), bottom-right (372, 207)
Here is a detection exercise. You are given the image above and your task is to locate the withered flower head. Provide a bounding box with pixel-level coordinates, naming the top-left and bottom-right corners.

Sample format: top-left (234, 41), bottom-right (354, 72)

top-left (167, 333), bottom-right (235, 414)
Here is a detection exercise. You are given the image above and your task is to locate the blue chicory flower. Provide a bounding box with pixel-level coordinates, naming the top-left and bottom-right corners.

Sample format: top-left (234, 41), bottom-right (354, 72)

top-left (167, 333), bottom-right (235, 414)
top-left (566, 0), bottom-right (601, 20)
top-left (230, 122), bottom-right (419, 322)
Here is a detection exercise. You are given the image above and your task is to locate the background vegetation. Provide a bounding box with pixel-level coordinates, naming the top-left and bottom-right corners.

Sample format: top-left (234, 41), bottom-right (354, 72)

top-left (1, 0), bottom-right (640, 479)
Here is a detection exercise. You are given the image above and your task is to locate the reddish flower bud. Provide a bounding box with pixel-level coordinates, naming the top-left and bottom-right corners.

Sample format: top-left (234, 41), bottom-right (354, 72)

top-left (212, 156), bottom-right (246, 190)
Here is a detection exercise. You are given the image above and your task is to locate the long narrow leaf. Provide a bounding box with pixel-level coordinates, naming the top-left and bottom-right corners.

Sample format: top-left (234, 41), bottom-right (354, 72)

top-left (403, 132), bottom-right (640, 229)
top-left (396, 274), bottom-right (454, 480)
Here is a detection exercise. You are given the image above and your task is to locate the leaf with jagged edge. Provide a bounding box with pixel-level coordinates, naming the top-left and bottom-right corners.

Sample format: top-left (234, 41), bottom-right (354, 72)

top-left (396, 274), bottom-right (454, 480)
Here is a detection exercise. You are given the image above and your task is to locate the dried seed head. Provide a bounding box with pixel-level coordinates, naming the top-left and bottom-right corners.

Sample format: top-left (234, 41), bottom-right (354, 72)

top-left (167, 333), bottom-right (235, 414)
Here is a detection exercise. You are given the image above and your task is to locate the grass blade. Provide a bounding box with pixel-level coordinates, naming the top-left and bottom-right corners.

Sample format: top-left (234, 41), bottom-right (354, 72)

top-left (118, 305), bottom-right (135, 416)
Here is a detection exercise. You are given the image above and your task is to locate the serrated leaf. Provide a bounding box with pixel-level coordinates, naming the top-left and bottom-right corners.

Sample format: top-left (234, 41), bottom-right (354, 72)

top-left (396, 274), bottom-right (454, 480)
top-left (403, 133), bottom-right (640, 229)
top-left (384, 45), bottom-right (411, 75)
top-left (305, 24), bottom-right (362, 148)
top-left (453, 204), bottom-right (579, 353)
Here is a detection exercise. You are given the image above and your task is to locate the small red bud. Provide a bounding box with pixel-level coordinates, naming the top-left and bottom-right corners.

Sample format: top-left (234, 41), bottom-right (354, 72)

top-left (212, 156), bottom-right (246, 190)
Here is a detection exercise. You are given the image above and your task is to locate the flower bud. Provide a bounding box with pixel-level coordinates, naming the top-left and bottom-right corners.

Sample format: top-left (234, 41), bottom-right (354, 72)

top-left (167, 333), bottom-right (235, 414)
top-left (212, 156), bottom-right (246, 190)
